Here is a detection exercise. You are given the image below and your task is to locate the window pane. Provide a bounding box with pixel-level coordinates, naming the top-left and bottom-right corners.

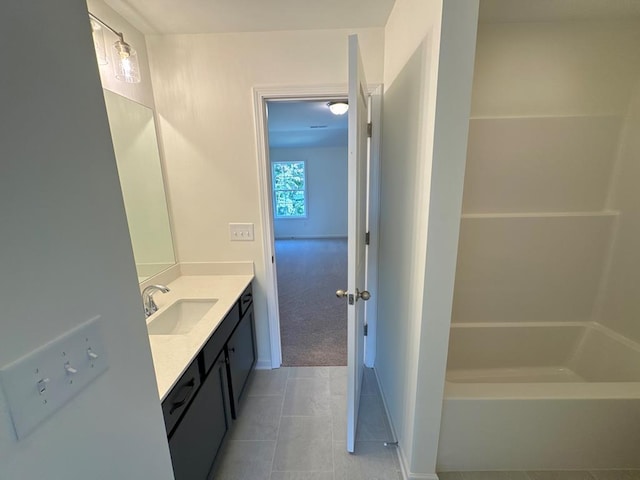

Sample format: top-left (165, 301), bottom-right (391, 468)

top-left (275, 190), bottom-right (306, 217)
top-left (272, 161), bottom-right (306, 218)
top-left (273, 161), bottom-right (305, 191)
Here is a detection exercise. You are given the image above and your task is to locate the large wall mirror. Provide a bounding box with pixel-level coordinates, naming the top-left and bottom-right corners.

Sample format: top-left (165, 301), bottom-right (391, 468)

top-left (103, 89), bottom-right (176, 282)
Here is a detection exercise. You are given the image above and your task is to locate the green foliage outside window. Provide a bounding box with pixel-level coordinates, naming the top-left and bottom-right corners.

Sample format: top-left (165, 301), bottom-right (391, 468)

top-left (272, 161), bottom-right (306, 218)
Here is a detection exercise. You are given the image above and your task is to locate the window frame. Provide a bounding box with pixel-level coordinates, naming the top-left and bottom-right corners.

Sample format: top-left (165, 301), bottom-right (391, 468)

top-left (271, 160), bottom-right (308, 219)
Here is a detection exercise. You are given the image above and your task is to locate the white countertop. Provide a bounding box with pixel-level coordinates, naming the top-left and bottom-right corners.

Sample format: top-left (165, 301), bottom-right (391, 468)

top-left (145, 274), bottom-right (254, 401)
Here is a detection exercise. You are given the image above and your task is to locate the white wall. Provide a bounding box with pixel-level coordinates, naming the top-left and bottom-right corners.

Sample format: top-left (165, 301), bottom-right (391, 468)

top-left (146, 28), bottom-right (384, 367)
top-left (271, 146), bottom-right (348, 238)
top-left (0, 2), bottom-right (173, 478)
top-left (376, 0), bottom-right (478, 477)
top-left (452, 20), bottom-right (640, 327)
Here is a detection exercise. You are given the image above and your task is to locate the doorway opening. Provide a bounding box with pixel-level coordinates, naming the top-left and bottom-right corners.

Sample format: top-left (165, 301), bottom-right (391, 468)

top-left (266, 99), bottom-right (349, 366)
top-left (253, 83), bottom-right (382, 372)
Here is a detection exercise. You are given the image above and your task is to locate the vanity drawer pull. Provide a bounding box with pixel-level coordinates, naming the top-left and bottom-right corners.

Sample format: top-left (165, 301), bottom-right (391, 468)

top-left (169, 378), bottom-right (196, 414)
top-left (239, 283), bottom-right (253, 317)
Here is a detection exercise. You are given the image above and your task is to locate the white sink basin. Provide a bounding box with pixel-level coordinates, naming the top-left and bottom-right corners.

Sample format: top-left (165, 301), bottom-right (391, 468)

top-left (147, 299), bottom-right (218, 335)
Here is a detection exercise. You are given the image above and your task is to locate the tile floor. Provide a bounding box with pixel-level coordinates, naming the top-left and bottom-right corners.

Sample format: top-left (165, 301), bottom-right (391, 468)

top-left (211, 367), bottom-right (640, 480)
top-left (438, 470), bottom-right (640, 480)
top-left (211, 366), bottom-right (403, 480)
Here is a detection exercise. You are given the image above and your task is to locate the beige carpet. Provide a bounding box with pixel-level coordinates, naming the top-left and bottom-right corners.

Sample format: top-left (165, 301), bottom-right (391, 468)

top-left (275, 238), bottom-right (348, 366)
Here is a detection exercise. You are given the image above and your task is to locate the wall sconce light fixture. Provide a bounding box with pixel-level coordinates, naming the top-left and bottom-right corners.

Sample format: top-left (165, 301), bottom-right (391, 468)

top-left (89, 13), bottom-right (141, 84)
top-left (327, 101), bottom-right (349, 115)
top-left (90, 19), bottom-right (108, 66)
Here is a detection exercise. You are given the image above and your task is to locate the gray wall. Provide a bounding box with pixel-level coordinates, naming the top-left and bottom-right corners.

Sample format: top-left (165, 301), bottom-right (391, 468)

top-left (0, 2), bottom-right (174, 478)
top-left (271, 146), bottom-right (348, 238)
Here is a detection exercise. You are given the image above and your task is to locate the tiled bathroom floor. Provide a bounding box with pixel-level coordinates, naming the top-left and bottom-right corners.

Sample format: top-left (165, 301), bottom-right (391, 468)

top-left (438, 469), bottom-right (640, 480)
top-left (211, 366), bottom-right (403, 480)
top-left (211, 367), bottom-right (640, 480)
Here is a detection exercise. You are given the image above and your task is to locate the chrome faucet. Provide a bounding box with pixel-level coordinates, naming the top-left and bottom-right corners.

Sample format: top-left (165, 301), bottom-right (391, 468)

top-left (142, 284), bottom-right (170, 317)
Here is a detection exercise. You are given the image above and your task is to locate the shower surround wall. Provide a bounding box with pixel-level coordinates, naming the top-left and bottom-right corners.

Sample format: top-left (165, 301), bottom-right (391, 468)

top-left (598, 81), bottom-right (640, 343)
top-left (453, 20), bottom-right (640, 327)
top-left (438, 18), bottom-right (640, 471)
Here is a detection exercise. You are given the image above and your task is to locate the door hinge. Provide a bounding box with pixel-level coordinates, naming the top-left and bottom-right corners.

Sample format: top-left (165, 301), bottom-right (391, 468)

top-left (367, 122), bottom-right (372, 138)
top-left (364, 324), bottom-right (368, 336)
top-left (348, 294), bottom-right (355, 305)
top-left (365, 231), bottom-right (370, 245)
top-left (272, 255), bottom-right (274, 264)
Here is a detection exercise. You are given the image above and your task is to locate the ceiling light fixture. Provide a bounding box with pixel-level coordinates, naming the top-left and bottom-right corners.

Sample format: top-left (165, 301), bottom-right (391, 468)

top-left (327, 101), bottom-right (349, 115)
top-left (88, 13), bottom-right (141, 84)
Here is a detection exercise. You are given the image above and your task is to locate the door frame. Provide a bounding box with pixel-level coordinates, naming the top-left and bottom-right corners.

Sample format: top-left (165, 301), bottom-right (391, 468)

top-left (252, 84), bottom-right (382, 368)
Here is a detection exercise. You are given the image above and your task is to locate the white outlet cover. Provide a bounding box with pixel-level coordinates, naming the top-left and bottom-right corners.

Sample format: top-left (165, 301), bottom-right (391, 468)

top-left (0, 315), bottom-right (108, 440)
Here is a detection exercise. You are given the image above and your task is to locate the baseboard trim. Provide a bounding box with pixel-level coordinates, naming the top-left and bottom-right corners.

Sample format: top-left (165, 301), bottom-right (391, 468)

top-left (372, 368), bottom-right (440, 480)
top-left (373, 367), bottom-right (409, 480)
top-left (255, 359), bottom-right (273, 370)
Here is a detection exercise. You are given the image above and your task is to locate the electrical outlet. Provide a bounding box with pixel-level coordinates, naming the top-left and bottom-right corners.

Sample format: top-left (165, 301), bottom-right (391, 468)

top-left (229, 223), bottom-right (254, 241)
top-left (0, 315), bottom-right (108, 439)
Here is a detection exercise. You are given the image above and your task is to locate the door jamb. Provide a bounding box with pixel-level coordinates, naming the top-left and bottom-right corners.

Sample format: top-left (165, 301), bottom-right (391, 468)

top-left (252, 84), bottom-right (382, 369)
top-left (364, 85), bottom-right (382, 368)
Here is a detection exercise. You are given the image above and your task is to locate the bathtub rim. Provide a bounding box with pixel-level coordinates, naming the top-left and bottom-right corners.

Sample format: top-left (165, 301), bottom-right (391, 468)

top-left (445, 320), bottom-right (640, 399)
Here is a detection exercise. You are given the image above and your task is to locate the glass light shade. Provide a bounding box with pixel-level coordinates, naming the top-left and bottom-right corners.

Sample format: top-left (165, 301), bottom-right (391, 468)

top-left (328, 102), bottom-right (349, 115)
top-left (113, 39), bottom-right (141, 84)
top-left (90, 20), bottom-right (108, 65)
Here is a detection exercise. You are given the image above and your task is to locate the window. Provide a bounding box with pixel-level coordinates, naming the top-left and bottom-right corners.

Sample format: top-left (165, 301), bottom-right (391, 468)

top-left (272, 161), bottom-right (307, 218)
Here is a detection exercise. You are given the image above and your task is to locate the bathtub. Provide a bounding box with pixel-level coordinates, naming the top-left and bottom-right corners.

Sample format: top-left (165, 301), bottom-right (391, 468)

top-left (436, 322), bottom-right (640, 471)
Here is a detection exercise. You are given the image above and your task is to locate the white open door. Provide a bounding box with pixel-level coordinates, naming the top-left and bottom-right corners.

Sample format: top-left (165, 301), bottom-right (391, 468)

top-left (341, 34), bottom-right (370, 453)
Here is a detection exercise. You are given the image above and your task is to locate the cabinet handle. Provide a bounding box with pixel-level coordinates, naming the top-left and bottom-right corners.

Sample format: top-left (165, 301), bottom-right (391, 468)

top-left (169, 378), bottom-right (196, 414)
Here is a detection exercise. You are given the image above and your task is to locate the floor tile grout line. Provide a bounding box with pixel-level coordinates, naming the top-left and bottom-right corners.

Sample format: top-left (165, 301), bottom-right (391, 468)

top-left (228, 439), bottom-right (277, 443)
top-left (331, 386), bottom-right (336, 479)
top-left (227, 366), bottom-right (402, 479)
top-left (271, 469), bottom-right (336, 473)
top-left (268, 368), bottom-right (288, 477)
top-left (246, 369), bottom-right (289, 397)
top-left (280, 415), bottom-right (333, 419)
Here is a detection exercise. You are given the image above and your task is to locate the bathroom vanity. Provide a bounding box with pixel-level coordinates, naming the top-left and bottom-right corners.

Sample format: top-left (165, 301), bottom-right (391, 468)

top-left (103, 84), bottom-right (258, 477)
top-left (145, 274), bottom-right (255, 480)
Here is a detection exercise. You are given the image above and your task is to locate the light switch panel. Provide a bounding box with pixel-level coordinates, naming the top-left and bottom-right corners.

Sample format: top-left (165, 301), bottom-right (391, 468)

top-left (229, 223), bottom-right (255, 241)
top-left (0, 315), bottom-right (108, 439)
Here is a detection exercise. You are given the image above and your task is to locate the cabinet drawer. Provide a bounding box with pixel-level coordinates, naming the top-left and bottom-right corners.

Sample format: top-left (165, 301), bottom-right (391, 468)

top-left (162, 359), bottom-right (201, 436)
top-left (239, 283), bottom-right (253, 318)
top-left (202, 303), bottom-right (240, 374)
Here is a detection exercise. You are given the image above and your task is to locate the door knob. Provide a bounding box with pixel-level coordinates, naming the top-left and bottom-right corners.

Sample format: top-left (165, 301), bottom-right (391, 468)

top-left (358, 289), bottom-right (371, 301)
top-left (336, 289), bottom-right (371, 301)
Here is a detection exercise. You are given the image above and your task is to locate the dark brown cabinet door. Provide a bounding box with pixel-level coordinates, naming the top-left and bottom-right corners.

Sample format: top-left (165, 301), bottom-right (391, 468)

top-left (169, 356), bottom-right (230, 480)
top-left (227, 306), bottom-right (256, 418)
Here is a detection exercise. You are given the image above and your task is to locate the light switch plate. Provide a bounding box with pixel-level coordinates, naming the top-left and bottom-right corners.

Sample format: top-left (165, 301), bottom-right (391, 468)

top-left (0, 315), bottom-right (108, 439)
top-left (229, 223), bottom-right (255, 241)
